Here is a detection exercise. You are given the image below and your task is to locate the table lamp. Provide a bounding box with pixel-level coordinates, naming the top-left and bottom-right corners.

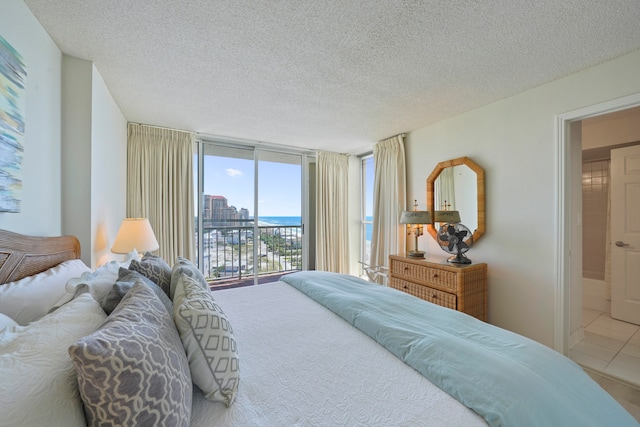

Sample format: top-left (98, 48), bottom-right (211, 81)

top-left (111, 218), bottom-right (159, 254)
top-left (400, 201), bottom-right (432, 259)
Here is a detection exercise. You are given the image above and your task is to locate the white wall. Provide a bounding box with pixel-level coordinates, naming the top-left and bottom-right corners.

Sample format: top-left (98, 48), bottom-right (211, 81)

top-left (61, 56), bottom-right (93, 262)
top-left (582, 107), bottom-right (640, 149)
top-left (90, 67), bottom-right (127, 266)
top-left (0, 0), bottom-right (62, 235)
top-left (2, 0), bottom-right (127, 266)
top-left (452, 164), bottom-right (477, 232)
top-left (61, 56), bottom-right (127, 267)
top-left (404, 48), bottom-right (640, 348)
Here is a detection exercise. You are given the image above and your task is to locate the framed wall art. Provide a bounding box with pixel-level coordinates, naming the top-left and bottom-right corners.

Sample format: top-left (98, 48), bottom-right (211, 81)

top-left (0, 35), bottom-right (26, 213)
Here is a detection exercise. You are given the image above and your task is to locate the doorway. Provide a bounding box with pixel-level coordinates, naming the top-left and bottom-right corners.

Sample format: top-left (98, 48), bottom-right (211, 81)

top-left (557, 95), bottom-right (640, 387)
top-left (574, 139), bottom-right (640, 387)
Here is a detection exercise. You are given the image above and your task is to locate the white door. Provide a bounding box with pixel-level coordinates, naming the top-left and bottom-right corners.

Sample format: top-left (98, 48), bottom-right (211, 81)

top-left (611, 144), bottom-right (640, 325)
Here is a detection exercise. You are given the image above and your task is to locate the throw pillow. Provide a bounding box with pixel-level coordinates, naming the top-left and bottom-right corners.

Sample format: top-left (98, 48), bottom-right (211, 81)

top-left (61, 251), bottom-right (139, 307)
top-left (170, 256), bottom-right (209, 299)
top-left (69, 282), bottom-right (192, 427)
top-left (101, 268), bottom-right (173, 315)
top-left (173, 273), bottom-right (240, 405)
top-left (1, 292), bottom-right (106, 427)
top-left (129, 253), bottom-right (172, 296)
top-left (0, 259), bottom-right (90, 325)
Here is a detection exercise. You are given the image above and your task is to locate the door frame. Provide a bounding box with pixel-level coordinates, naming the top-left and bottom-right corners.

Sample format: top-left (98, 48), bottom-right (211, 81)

top-left (555, 92), bottom-right (640, 354)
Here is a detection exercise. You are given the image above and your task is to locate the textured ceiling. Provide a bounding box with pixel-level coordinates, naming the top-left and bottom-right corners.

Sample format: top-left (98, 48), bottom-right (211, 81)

top-left (23, 0), bottom-right (640, 153)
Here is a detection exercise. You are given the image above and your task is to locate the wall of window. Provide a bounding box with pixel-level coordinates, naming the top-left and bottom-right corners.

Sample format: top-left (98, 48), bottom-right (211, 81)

top-left (194, 139), bottom-right (314, 284)
top-left (360, 154), bottom-right (374, 270)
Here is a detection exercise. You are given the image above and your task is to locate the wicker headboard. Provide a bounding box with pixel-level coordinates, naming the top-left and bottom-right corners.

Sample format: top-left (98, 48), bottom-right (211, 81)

top-left (0, 229), bottom-right (81, 285)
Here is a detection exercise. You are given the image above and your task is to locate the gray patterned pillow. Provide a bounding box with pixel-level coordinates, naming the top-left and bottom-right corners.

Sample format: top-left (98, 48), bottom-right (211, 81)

top-left (68, 282), bottom-right (192, 426)
top-left (129, 253), bottom-right (171, 296)
top-left (174, 273), bottom-right (239, 405)
top-left (170, 256), bottom-right (209, 299)
top-left (100, 268), bottom-right (173, 315)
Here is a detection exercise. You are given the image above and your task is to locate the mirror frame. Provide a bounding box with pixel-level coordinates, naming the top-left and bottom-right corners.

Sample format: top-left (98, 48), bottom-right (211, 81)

top-left (426, 156), bottom-right (485, 243)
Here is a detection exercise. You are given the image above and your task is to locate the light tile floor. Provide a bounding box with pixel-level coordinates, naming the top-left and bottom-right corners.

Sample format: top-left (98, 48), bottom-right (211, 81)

top-left (570, 308), bottom-right (640, 388)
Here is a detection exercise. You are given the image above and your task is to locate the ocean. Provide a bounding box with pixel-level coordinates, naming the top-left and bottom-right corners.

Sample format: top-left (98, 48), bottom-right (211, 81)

top-left (257, 216), bottom-right (302, 226)
top-left (258, 216), bottom-right (374, 241)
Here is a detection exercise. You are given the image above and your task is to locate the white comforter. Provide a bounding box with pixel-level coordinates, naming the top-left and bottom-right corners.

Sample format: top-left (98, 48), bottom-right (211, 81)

top-left (190, 281), bottom-right (486, 426)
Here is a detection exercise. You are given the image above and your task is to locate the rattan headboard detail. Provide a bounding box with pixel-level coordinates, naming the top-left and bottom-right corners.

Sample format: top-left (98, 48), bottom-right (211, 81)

top-left (0, 229), bottom-right (81, 284)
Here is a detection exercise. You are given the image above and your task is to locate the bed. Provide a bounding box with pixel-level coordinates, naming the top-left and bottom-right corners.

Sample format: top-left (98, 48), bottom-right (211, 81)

top-left (0, 229), bottom-right (637, 427)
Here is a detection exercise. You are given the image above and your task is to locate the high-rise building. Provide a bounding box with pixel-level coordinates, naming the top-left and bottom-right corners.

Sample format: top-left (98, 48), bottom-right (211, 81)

top-left (203, 195), bottom-right (249, 226)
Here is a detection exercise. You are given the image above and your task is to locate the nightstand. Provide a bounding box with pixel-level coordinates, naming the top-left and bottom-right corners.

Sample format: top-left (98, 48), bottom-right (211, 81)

top-left (388, 255), bottom-right (487, 321)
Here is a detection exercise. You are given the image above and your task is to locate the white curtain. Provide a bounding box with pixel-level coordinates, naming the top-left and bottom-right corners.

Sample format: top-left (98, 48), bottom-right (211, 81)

top-left (316, 151), bottom-right (349, 273)
top-left (127, 124), bottom-right (195, 264)
top-left (435, 167), bottom-right (456, 211)
top-left (369, 135), bottom-right (406, 276)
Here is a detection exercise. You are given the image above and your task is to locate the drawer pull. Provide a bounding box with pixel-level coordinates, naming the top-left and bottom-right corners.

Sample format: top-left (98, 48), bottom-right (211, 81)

top-left (432, 273), bottom-right (438, 278)
top-left (404, 267), bottom-right (409, 271)
top-left (432, 294), bottom-right (437, 299)
top-left (403, 286), bottom-right (408, 290)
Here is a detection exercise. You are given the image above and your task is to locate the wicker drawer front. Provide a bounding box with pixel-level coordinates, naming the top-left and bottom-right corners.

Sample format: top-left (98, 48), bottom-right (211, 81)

top-left (390, 260), bottom-right (457, 291)
top-left (390, 278), bottom-right (457, 310)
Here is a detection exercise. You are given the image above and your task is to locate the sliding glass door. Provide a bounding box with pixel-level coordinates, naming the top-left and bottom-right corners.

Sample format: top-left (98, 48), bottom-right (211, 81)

top-left (195, 141), bottom-right (309, 285)
top-left (197, 144), bottom-right (254, 283)
top-left (256, 150), bottom-right (303, 277)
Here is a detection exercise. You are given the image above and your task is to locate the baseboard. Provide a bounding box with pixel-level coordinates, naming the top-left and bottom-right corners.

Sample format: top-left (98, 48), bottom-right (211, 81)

top-left (583, 366), bottom-right (640, 392)
top-left (583, 277), bottom-right (611, 313)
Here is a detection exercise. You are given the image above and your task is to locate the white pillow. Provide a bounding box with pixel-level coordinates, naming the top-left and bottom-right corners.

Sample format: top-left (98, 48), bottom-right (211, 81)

top-left (61, 250), bottom-right (138, 306)
top-left (0, 259), bottom-right (90, 325)
top-left (0, 313), bottom-right (17, 331)
top-left (0, 292), bottom-right (107, 427)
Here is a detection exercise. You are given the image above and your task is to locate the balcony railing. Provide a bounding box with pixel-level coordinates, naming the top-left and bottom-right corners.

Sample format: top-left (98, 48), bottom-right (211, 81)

top-left (196, 220), bottom-right (302, 283)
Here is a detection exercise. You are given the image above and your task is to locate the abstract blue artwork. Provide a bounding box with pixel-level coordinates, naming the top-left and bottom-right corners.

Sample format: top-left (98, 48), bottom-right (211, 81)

top-left (0, 35), bottom-right (26, 213)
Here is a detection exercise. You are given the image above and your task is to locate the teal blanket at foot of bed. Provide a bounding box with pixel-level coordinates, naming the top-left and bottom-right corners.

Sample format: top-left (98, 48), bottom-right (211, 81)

top-left (281, 271), bottom-right (638, 427)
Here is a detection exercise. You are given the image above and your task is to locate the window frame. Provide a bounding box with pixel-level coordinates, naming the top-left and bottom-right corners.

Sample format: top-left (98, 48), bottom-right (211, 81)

top-left (360, 153), bottom-right (374, 273)
top-left (194, 138), bottom-right (313, 284)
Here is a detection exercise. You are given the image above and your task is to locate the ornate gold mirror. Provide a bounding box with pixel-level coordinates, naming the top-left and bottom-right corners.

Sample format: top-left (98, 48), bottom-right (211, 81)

top-left (426, 157), bottom-right (485, 242)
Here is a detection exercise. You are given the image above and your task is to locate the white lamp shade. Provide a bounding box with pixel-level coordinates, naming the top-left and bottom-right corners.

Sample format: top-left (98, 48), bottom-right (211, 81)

top-left (111, 218), bottom-right (159, 254)
top-left (400, 211), bottom-right (432, 224)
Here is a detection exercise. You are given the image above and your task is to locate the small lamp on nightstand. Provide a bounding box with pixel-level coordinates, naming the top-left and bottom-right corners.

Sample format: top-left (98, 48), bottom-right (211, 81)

top-left (111, 218), bottom-right (159, 254)
top-left (400, 201), bottom-right (432, 259)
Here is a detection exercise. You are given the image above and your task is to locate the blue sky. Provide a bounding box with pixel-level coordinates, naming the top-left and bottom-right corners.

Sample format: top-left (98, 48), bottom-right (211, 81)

top-left (199, 155), bottom-right (301, 217)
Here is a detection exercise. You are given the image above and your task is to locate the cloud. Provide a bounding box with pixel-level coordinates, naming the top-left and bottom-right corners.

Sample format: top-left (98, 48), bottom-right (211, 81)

top-left (226, 168), bottom-right (243, 177)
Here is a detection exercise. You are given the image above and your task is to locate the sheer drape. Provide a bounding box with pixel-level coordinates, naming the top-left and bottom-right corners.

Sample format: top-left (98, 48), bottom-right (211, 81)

top-left (435, 167), bottom-right (456, 210)
top-left (316, 151), bottom-right (349, 273)
top-left (369, 135), bottom-right (406, 278)
top-left (127, 124), bottom-right (195, 263)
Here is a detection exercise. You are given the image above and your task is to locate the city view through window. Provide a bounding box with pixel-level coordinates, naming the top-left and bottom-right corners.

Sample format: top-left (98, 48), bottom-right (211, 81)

top-left (362, 156), bottom-right (374, 265)
top-left (195, 147), bottom-right (303, 284)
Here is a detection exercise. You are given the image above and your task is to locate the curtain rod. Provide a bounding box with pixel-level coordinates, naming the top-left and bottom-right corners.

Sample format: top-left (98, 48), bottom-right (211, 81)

top-left (381, 132), bottom-right (407, 141)
top-left (128, 122), bottom-right (194, 134)
top-left (197, 132), bottom-right (316, 155)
